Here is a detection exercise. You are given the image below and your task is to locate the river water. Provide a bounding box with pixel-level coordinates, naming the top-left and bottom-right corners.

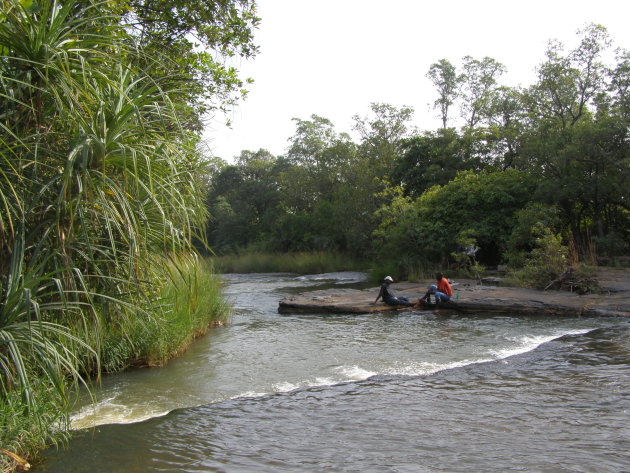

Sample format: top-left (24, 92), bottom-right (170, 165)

top-left (38, 272), bottom-right (630, 472)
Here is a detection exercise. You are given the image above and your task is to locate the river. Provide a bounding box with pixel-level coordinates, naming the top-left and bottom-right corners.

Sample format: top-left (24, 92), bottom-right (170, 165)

top-left (38, 272), bottom-right (630, 472)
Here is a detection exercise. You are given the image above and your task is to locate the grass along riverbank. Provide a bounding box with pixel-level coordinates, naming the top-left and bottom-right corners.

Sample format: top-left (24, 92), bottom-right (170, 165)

top-left (94, 255), bottom-right (231, 373)
top-left (0, 256), bottom-right (229, 473)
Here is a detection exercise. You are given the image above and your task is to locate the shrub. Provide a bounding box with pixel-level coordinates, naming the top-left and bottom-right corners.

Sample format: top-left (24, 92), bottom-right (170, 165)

top-left (511, 226), bottom-right (569, 289)
top-left (0, 382), bottom-right (70, 473)
top-left (506, 203), bottom-right (563, 268)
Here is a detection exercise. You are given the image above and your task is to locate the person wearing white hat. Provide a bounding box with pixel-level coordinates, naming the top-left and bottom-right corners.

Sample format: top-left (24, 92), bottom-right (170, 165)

top-left (373, 276), bottom-right (414, 306)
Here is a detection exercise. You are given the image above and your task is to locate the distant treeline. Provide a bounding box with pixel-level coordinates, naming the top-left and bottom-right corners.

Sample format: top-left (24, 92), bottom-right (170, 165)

top-left (204, 24), bottom-right (629, 276)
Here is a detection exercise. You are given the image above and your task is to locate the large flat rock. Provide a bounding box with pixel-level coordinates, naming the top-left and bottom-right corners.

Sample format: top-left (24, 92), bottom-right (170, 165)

top-left (278, 270), bottom-right (630, 317)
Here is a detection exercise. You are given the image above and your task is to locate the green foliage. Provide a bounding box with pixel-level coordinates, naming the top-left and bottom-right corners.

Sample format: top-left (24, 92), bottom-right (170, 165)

top-left (459, 55), bottom-right (506, 129)
top-left (511, 235), bottom-right (599, 294)
top-left (565, 265), bottom-right (601, 294)
top-left (512, 24), bottom-right (629, 259)
top-left (593, 230), bottom-right (628, 261)
top-left (202, 24), bottom-right (629, 284)
top-left (450, 230), bottom-right (484, 282)
top-left (374, 169), bottom-right (537, 273)
top-left (1, 382), bottom-right (70, 472)
top-left (211, 251), bottom-right (367, 275)
top-left (148, 256), bottom-right (229, 364)
top-left (511, 227), bottom-right (570, 289)
top-left (506, 203), bottom-right (563, 267)
top-left (485, 86), bottom-right (526, 169)
top-left (353, 102), bottom-right (414, 177)
top-left (205, 153), bottom-right (283, 253)
top-left (393, 129), bottom-right (465, 197)
top-left (205, 112), bottom-right (393, 258)
top-left (427, 58), bottom-right (461, 128)
top-left (120, 0), bottom-right (259, 129)
top-left (371, 186), bottom-right (423, 267)
top-left (92, 255), bottom-right (229, 371)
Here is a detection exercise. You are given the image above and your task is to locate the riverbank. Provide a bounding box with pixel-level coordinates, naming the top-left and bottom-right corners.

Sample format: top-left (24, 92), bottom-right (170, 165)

top-left (1, 257), bottom-right (230, 473)
top-left (278, 268), bottom-right (630, 317)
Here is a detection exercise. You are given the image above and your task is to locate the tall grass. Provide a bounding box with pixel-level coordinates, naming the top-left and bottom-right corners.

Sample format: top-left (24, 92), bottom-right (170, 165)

top-left (1, 384), bottom-right (69, 473)
top-left (96, 255), bottom-right (230, 370)
top-left (212, 251), bottom-right (368, 275)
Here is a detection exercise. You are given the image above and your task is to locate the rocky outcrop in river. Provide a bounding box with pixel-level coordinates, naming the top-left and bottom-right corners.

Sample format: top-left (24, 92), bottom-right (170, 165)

top-left (278, 268), bottom-right (630, 317)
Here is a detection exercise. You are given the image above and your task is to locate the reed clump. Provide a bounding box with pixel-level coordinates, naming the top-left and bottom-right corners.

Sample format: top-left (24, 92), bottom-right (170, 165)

top-left (70, 255), bottom-right (231, 373)
top-left (120, 256), bottom-right (230, 368)
top-left (1, 386), bottom-right (70, 473)
top-left (0, 255), bottom-right (229, 472)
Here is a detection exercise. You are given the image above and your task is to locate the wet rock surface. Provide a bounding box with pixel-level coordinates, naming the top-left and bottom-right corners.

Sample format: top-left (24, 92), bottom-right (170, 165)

top-left (278, 268), bottom-right (630, 317)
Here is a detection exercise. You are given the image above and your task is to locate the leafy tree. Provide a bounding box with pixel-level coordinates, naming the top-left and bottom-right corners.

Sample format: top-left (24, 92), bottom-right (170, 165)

top-left (328, 159), bottom-right (389, 256)
top-left (287, 115), bottom-right (341, 167)
top-left (120, 0), bottom-right (260, 130)
top-left (205, 114), bottom-right (394, 257)
top-left (353, 102), bottom-right (414, 177)
top-left (607, 49), bottom-right (630, 119)
top-left (276, 117), bottom-right (332, 219)
top-left (284, 115), bottom-right (356, 208)
top-left (392, 129), bottom-right (464, 197)
top-left (236, 148), bottom-right (276, 166)
top-left (524, 24), bottom-right (610, 128)
top-left (277, 115), bottom-right (380, 255)
top-left (459, 56), bottom-right (506, 130)
top-left (511, 227), bottom-right (570, 289)
top-left (427, 59), bottom-right (462, 129)
top-left (374, 170), bottom-right (537, 269)
top-left (519, 24), bottom-right (628, 255)
top-left (206, 150), bottom-right (282, 252)
top-left (506, 203), bottom-right (563, 267)
top-left (485, 86), bottom-right (526, 169)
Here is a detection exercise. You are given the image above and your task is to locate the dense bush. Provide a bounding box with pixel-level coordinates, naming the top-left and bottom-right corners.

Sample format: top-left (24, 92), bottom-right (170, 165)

top-left (372, 170), bottom-right (537, 273)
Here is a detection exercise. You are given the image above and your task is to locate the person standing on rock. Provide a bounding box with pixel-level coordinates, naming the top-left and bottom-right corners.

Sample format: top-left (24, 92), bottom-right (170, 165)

top-left (373, 276), bottom-right (415, 307)
top-left (420, 272), bottom-right (453, 305)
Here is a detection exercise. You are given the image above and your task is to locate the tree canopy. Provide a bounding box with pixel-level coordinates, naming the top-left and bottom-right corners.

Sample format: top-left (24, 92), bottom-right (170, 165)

top-left (205, 24), bottom-right (629, 275)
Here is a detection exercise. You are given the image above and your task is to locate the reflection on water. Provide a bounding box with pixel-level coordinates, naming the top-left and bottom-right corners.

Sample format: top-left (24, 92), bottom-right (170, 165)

top-left (39, 273), bottom-right (630, 472)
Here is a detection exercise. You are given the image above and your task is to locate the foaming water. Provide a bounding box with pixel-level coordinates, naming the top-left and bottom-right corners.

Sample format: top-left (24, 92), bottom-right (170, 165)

top-left (490, 328), bottom-right (593, 359)
top-left (338, 365), bottom-right (377, 380)
top-left (42, 325), bottom-right (630, 473)
top-left (296, 271), bottom-right (369, 283)
top-left (43, 273), bottom-right (630, 473)
top-left (70, 274), bottom-right (608, 429)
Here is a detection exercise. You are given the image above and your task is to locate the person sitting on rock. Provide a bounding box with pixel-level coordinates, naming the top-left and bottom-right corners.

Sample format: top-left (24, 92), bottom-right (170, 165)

top-left (420, 272), bottom-right (453, 305)
top-left (373, 276), bottom-right (415, 307)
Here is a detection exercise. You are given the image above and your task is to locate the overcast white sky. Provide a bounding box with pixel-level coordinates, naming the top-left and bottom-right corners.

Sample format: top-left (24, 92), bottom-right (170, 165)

top-left (204, 0), bottom-right (630, 161)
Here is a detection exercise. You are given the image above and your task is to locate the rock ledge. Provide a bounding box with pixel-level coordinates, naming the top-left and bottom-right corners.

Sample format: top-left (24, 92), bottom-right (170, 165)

top-left (278, 269), bottom-right (630, 317)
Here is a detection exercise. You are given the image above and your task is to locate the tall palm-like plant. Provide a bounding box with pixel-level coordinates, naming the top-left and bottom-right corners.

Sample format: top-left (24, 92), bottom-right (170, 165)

top-left (1, 0), bottom-right (110, 410)
top-left (0, 0), bottom-right (207, 422)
